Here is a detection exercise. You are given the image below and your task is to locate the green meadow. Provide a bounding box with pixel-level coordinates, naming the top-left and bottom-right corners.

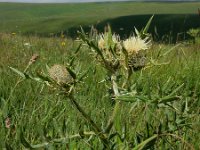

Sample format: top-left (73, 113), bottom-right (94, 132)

top-left (0, 1), bottom-right (200, 149)
top-left (0, 2), bottom-right (200, 38)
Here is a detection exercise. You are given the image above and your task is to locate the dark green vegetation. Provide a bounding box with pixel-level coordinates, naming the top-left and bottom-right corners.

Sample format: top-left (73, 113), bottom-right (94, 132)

top-left (0, 2), bottom-right (200, 41)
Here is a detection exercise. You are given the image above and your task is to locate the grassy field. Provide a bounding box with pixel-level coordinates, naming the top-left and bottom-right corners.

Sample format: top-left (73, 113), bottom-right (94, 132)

top-left (0, 1), bottom-right (200, 149)
top-left (0, 2), bottom-right (200, 40)
top-left (0, 30), bottom-right (200, 149)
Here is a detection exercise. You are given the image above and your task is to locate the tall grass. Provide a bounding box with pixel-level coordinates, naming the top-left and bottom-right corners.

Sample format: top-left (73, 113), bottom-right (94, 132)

top-left (0, 29), bottom-right (200, 149)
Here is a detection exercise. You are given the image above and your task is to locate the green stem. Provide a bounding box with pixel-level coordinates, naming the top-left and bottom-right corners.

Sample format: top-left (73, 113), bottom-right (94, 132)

top-left (123, 66), bottom-right (134, 90)
top-left (68, 94), bottom-right (110, 148)
top-left (105, 75), bottom-right (121, 133)
top-left (7, 62), bottom-right (32, 103)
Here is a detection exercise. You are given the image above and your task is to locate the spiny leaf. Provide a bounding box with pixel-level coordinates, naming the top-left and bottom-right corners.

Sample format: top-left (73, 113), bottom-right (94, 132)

top-left (135, 27), bottom-right (140, 36)
top-left (75, 43), bottom-right (82, 54)
top-left (78, 27), bottom-right (106, 62)
top-left (69, 57), bottom-right (75, 66)
top-left (46, 64), bottom-right (50, 71)
top-left (90, 41), bottom-right (106, 62)
top-left (66, 66), bottom-right (76, 79)
top-left (141, 15), bottom-right (154, 37)
top-left (77, 67), bottom-right (90, 82)
top-left (36, 72), bottom-right (51, 82)
top-left (9, 67), bottom-right (26, 79)
top-left (30, 77), bottom-right (44, 83)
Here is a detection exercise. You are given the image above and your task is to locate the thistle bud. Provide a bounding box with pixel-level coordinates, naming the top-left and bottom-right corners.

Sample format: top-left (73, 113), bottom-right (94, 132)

top-left (48, 64), bottom-right (73, 84)
top-left (128, 53), bottom-right (146, 71)
top-left (28, 54), bottom-right (39, 65)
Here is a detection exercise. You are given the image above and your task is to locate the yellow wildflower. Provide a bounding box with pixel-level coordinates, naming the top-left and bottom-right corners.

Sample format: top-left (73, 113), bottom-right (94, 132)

top-left (11, 32), bottom-right (16, 36)
top-left (61, 42), bottom-right (66, 46)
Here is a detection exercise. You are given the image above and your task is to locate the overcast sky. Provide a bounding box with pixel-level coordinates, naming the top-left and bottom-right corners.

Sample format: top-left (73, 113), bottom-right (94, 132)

top-left (0, 0), bottom-right (197, 3)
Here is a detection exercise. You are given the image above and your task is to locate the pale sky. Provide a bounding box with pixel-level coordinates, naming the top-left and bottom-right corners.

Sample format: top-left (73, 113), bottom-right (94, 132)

top-left (0, 0), bottom-right (197, 3)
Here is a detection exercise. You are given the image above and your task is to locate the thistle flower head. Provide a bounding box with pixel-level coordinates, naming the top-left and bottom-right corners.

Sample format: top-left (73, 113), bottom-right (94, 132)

top-left (123, 35), bottom-right (150, 55)
top-left (98, 35), bottom-right (106, 50)
top-left (128, 54), bottom-right (146, 71)
top-left (98, 33), bottom-right (121, 50)
top-left (48, 64), bottom-right (72, 84)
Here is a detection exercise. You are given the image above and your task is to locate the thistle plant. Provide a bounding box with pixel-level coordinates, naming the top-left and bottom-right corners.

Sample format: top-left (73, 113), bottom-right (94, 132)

top-left (187, 28), bottom-right (200, 43)
top-left (8, 16), bottom-right (195, 149)
top-left (47, 64), bottom-right (110, 147)
top-left (79, 25), bottom-right (121, 75)
top-left (121, 28), bottom-right (151, 88)
top-left (78, 20), bottom-right (154, 148)
top-left (77, 16), bottom-right (193, 149)
top-left (48, 64), bottom-right (73, 85)
top-left (10, 58), bottom-right (110, 148)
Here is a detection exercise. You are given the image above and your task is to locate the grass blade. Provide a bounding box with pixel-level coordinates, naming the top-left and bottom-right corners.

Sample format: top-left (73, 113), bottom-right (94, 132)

top-left (133, 134), bottom-right (158, 150)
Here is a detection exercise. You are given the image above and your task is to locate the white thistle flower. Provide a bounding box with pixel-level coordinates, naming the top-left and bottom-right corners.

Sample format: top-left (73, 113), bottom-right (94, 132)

top-left (98, 34), bottom-right (106, 50)
top-left (123, 36), bottom-right (150, 55)
top-left (98, 33), bottom-right (121, 50)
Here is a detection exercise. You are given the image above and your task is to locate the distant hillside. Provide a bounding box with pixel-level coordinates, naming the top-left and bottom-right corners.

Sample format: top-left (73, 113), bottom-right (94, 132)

top-left (0, 1), bottom-right (199, 41)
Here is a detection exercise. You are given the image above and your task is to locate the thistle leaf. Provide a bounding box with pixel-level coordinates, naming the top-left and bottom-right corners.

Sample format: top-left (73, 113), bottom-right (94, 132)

top-left (141, 15), bottom-right (154, 37)
top-left (36, 72), bottom-right (51, 82)
top-left (66, 66), bottom-right (77, 79)
top-left (77, 68), bottom-right (90, 82)
top-left (157, 96), bottom-right (180, 104)
top-left (9, 67), bottom-right (26, 79)
top-left (75, 43), bottom-right (82, 54)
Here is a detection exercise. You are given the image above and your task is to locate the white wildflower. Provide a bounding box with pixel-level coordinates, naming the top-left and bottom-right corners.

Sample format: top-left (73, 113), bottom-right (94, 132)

top-left (98, 33), bottom-right (121, 50)
top-left (123, 36), bottom-right (150, 55)
top-left (24, 42), bottom-right (31, 48)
